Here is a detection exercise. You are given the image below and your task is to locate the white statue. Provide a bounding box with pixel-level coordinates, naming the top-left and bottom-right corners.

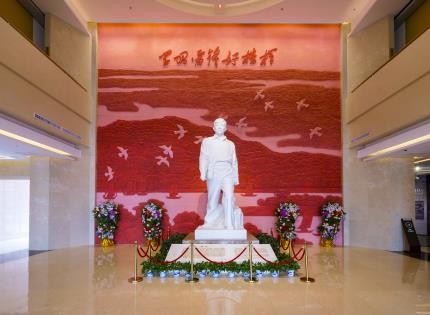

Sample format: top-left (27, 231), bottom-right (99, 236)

top-left (199, 118), bottom-right (244, 230)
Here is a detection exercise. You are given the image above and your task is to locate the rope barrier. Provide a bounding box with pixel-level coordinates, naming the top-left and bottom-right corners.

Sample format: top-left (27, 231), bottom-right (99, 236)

top-left (195, 247), bottom-right (247, 264)
top-left (150, 247), bottom-right (189, 265)
top-left (137, 245), bottom-right (149, 258)
top-left (253, 247), bottom-right (294, 265)
top-left (292, 246), bottom-right (305, 261)
top-left (148, 240), bottom-right (160, 252)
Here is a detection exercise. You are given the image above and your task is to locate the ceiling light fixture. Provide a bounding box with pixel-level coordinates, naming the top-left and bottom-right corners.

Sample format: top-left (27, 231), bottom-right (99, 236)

top-left (0, 129), bottom-right (71, 156)
top-left (368, 134), bottom-right (430, 157)
top-left (414, 157), bottom-right (430, 164)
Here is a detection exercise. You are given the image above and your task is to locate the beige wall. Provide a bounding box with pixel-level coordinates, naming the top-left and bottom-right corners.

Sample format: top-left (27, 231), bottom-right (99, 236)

top-left (347, 17), bottom-right (393, 92)
top-left (0, 15), bottom-right (94, 250)
top-left (45, 14), bottom-right (91, 90)
top-left (0, 17), bottom-right (90, 147)
top-left (344, 18), bottom-right (416, 251)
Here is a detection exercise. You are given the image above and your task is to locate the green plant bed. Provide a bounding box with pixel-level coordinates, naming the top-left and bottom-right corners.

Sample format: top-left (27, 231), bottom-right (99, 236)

top-left (141, 233), bottom-right (300, 274)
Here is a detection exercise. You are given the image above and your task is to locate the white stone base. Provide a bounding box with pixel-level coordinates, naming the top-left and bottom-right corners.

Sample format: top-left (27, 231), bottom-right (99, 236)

top-left (195, 226), bottom-right (247, 240)
top-left (165, 243), bottom-right (277, 263)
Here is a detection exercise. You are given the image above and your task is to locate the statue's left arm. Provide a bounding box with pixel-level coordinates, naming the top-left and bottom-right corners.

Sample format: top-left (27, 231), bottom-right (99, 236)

top-left (232, 143), bottom-right (239, 185)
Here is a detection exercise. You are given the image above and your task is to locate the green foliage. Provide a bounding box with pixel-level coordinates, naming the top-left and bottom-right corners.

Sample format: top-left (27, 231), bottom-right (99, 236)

top-left (140, 233), bottom-right (300, 275)
top-left (255, 233), bottom-right (280, 258)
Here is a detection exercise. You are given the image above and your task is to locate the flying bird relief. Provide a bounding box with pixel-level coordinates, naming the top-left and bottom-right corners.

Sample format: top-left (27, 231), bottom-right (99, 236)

top-left (159, 145), bottom-right (174, 158)
top-left (254, 89), bottom-right (265, 101)
top-left (309, 127), bottom-right (322, 139)
top-left (117, 146), bottom-right (128, 160)
top-left (296, 98), bottom-right (310, 111)
top-left (264, 101), bottom-right (274, 112)
top-left (235, 117), bottom-right (248, 129)
top-left (104, 166), bottom-right (114, 181)
top-left (174, 124), bottom-right (187, 139)
top-left (194, 136), bottom-right (204, 144)
top-left (155, 156), bottom-right (170, 167)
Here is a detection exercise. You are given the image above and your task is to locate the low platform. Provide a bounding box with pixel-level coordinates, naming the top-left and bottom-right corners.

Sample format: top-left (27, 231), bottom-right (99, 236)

top-left (183, 232), bottom-right (259, 244)
top-left (194, 226), bottom-right (247, 241)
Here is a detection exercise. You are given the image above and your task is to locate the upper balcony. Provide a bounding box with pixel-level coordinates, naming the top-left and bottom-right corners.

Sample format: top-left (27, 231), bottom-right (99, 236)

top-left (347, 26), bottom-right (430, 148)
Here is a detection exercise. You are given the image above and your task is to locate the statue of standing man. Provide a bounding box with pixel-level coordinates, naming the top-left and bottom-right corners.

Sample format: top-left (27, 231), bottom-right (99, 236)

top-left (199, 118), bottom-right (244, 230)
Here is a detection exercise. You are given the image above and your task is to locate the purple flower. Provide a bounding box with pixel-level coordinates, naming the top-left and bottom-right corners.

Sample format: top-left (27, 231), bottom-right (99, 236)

top-left (280, 210), bottom-right (287, 217)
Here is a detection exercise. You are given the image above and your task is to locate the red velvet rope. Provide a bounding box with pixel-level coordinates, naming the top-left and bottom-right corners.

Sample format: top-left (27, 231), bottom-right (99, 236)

top-left (150, 247), bottom-right (189, 265)
top-left (148, 240), bottom-right (160, 252)
top-left (291, 246), bottom-right (305, 261)
top-left (195, 247), bottom-right (247, 264)
top-left (137, 245), bottom-right (149, 258)
top-left (253, 247), bottom-right (294, 265)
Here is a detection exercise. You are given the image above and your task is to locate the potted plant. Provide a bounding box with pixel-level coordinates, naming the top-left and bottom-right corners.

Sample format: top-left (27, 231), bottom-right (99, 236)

top-left (319, 202), bottom-right (345, 247)
top-left (93, 200), bottom-right (120, 247)
top-left (141, 201), bottom-right (164, 247)
top-left (275, 202), bottom-right (300, 249)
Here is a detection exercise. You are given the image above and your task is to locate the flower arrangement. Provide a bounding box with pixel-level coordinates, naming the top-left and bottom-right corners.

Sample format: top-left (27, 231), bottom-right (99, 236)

top-left (275, 202), bottom-right (300, 240)
top-left (93, 200), bottom-right (120, 246)
top-left (141, 201), bottom-right (164, 240)
top-left (318, 202), bottom-right (345, 244)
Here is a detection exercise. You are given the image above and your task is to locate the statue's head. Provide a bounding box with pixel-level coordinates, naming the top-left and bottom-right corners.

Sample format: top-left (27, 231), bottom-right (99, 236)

top-left (213, 118), bottom-right (227, 136)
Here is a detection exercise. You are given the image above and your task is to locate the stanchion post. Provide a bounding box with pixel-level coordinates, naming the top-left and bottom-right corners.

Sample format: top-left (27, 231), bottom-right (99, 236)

top-left (128, 241), bottom-right (143, 283)
top-left (244, 241), bottom-right (257, 283)
top-left (300, 241), bottom-right (315, 283)
top-left (185, 241), bottom-right (199, 283)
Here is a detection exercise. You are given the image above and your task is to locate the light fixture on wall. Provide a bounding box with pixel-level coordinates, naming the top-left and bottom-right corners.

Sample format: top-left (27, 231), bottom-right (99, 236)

top-left (414, 157), bottom-right (430, 164)
top-left (0, 129), bottom-right (71, 156)
top-left (357, 120), bottom-right (430, 160)
top-left (0, 115), bottom-right (81, 159)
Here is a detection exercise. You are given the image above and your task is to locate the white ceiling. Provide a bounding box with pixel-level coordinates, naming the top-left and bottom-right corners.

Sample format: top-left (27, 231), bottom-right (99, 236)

top-left (33, 0), bottom-right (410, 34)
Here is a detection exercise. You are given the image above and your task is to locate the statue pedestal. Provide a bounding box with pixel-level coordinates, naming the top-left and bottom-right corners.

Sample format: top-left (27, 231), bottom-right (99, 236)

top-left (194, 226), bottom-right (247, 241)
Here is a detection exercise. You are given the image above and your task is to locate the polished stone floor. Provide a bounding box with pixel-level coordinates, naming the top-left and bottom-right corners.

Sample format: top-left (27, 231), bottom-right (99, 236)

top-left (0, 245), bottom-right (429, 315)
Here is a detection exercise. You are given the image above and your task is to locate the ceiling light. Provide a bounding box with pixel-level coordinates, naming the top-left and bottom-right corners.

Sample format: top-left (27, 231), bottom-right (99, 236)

top-left (368, 134), bottom-right (430, 157)
top-left (415, 166), bottom-right (421, 171)
top-left (0, 129), bottom-right (71, 156)
top-left (414, 157), bottom-right (430, 164)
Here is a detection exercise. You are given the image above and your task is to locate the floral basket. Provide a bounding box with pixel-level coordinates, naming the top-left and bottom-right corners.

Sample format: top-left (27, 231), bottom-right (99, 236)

top-left (141, 202), bottom-right (164, 241)
top-left (275, 202), bottom-right (300, 241)
top-left (93, 200), bottom-right (120, 246)
top-left (318, 202), bottom-right (345, 246)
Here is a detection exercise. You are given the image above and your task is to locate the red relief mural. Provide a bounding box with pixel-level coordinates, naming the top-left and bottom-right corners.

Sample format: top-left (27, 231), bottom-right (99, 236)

top-left (96, 24), bottom-right (342, 245)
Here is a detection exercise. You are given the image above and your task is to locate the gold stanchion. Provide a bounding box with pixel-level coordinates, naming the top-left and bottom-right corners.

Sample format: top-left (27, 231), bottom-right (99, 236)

top-left (300, 241), bottom-right (315, 283)
top-left (128, 241), bottom-right (143, 283)
top-left (244, 241), bottom-right (257, 283)
top-left (185, 241), bottom-right (199, 283)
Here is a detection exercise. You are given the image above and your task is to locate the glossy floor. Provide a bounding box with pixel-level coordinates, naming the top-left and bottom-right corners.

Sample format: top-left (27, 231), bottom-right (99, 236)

top-left (0, 245), bottom-right (429, 315)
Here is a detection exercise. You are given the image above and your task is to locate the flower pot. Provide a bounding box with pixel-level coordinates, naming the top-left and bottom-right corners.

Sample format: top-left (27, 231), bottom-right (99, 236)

top-left (198, 271), bottom-right (206, 278)
top-left (242, 271), bottom-right (250, 279)
top-left (320, 239), bottom-right (334, 248)
top-left (100, 239), bottom-right (114, 247)
top-left (211, 271), bottom-right (220, 278)
top-left (287, 270), bottom-right (295, 277)
top-left (172, 270), bottom-right (181, 278)
top-left (228, 271), bottom-right (236, 278)
top-left (280, 239), bottom-right (291, 251)
top-left (159, 271), bottom-right (167, 278)
top-left (255, 270), bottom-right (263, 278)
top-left (146, 271), bottom-right (153, 277)
top-left (271, 271), bottom-right (280, 278)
